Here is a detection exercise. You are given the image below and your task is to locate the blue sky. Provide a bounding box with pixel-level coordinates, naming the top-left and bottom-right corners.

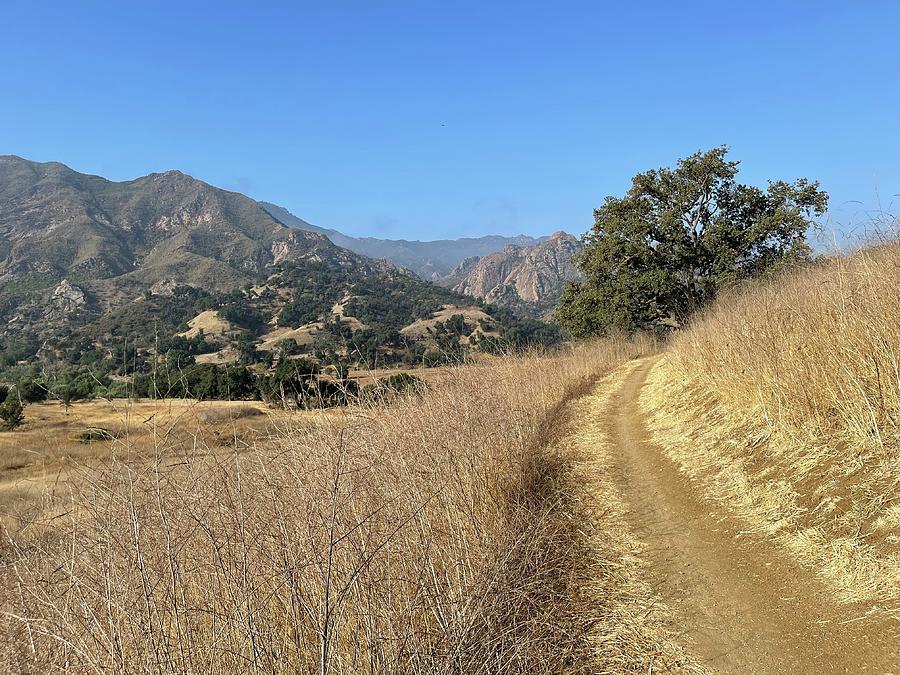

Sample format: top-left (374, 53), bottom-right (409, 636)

top-left (2, 1), bottom-right (899, 241)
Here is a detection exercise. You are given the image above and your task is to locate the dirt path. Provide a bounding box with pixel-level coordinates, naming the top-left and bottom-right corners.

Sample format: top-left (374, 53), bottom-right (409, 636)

top-left (597, 357), bottom-right (900, 674)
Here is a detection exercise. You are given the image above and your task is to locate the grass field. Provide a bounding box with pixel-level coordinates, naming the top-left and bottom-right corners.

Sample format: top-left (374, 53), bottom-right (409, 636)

top-left (0, 339), bottom-right (675, 673)
top-left (0, 398), bottom-right (272, 475)
top-left (0, 398), bottom-right (288, 544)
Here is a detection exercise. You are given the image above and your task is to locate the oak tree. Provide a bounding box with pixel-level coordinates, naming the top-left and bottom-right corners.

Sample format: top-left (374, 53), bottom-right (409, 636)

top-left (556, 147), bottom-right (828, 336)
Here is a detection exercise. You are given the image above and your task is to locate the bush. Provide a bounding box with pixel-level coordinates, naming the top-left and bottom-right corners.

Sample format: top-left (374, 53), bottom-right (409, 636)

top-left (361, 372), bottom-right (428, 405)
top-left (0, 396), bottom-right (24, 431)
top-left (16, 379), bottom-right (47, 403)
top-left (72, 427), bottom-right (114, 443)
top-left (99, 381), bottom-right (131, 399)
top-left (380, 372), bottom-right (426, 395)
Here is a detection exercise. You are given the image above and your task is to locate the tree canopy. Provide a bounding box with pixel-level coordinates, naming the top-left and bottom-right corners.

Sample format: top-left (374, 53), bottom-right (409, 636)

top-left (555, 147), bottom-right (828, 336)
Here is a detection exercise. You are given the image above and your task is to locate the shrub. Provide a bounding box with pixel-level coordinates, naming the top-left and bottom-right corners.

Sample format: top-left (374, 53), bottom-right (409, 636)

top-left (361, 372), bottom-right (428, 405)
top-left (73, 427), bottom-right (114, 443)
top-left (0, 396), bottom-right (24, 431)
top-left (15, 379), bottom-right (47, 403)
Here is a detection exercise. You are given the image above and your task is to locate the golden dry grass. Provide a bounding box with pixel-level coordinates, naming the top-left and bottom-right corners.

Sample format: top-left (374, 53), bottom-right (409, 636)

top-left (179, 310), bottom-right (237, 339)
top-left (0, 337), bottom-right (681, 673)
top-left (0, 398), bottom-right (274, 477)
top-left (0, 399), bottom-right (286, 543)
top-left (398, 304), bottom-right (493, 339)
top-left (257, 323), bottom-right (322, 352)
top-left (640, 241), bottom-right (900, 605)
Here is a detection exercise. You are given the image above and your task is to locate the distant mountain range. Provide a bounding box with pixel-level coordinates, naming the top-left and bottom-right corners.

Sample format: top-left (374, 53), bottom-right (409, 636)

top-left (260, 202), bottom-right (582, 314)
top-left (439, 232), bottom-right (582, 318)
top-left (260, 202), bottom-right (548, 280)
top-left (0, 156), bottom-right (568, 373)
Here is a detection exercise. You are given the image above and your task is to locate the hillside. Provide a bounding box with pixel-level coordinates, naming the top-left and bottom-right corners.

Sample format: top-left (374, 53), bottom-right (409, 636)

top-left (0, 156), bottom-right (343, 293)
top-left (0, 157), bottom-right (555, 381)
top-left (640, 241), bottom-right (900, 606)
top-left (0, 155), bottom-right (352, 313)
top-left (261, 201), bottom-right (546, 279)
top-left (439, 231), bottom-right (582, 317)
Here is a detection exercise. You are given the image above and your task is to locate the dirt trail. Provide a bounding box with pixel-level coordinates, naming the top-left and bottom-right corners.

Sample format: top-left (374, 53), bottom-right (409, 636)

top-left (598, 357), bottom-right (900, 674)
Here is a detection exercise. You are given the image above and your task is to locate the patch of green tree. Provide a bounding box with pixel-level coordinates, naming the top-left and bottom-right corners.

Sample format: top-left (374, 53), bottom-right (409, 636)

top-left (0, 396), bottom-right (24, 431)
top-left (343, 269), bottom-right (465, 332)
top-left (556, 147), bottom-right (828, 336)
top-left (474, 305), bottom-right (563, 354)
top-left (276, 261), bottom-right (352, 327)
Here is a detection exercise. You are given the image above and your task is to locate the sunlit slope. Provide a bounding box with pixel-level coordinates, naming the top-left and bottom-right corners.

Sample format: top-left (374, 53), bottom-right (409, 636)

top-left (642, 242), bottom-right (900, 602)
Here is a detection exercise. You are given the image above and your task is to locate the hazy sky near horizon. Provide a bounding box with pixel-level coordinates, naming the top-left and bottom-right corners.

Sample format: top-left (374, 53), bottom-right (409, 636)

top-left (2, 1), bottom-right (899, 241)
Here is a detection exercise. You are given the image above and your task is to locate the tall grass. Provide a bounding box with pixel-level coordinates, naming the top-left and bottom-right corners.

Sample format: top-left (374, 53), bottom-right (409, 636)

top-left (646, 240), bottom-right (900, 601)
top-left (0, 338), bottom-right (657, 673)
top-left (673, 242), bottom-right (900, 451)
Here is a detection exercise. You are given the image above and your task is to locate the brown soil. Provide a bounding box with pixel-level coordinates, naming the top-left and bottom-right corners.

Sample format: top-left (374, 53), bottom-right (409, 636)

top-left (597, 357), bottom-right (900, 674)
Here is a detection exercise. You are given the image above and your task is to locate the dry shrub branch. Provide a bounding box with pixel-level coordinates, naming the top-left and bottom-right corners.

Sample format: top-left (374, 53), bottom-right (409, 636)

top-left (1, 337), bottom-right (655, 673)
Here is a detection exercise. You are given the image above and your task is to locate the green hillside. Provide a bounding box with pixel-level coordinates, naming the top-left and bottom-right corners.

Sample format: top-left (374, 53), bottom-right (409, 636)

top-left (0, 156), bottom-right (560, 400)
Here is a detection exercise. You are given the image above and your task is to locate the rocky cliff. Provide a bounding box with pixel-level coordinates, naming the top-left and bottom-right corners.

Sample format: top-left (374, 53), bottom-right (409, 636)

top-left (440, 231), bottom-right (582, 317)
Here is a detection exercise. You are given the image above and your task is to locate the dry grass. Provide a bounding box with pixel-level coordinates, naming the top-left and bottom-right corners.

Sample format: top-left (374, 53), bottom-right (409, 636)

top-left (257, 323), bottom-right (322, 352)
top-left (0, 398), bottom-right (275, 478)
top-left (179, 310), bottom-right (237, 339)
top-left (0, 337), bottom-right (674, 673)
top-left (640, 241), bottom-right (900, 604)
top-left (399, 304), bottom-right (493, 339)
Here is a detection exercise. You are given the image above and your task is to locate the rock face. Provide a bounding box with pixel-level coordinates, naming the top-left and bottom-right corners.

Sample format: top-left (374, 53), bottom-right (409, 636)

top-left (46, 279), bottom-right (86, 319)
top-left (440, 231), bottom-right (582, 317)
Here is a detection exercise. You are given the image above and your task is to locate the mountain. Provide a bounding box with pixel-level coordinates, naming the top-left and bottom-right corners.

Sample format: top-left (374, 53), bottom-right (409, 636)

top-left (438, 232), bottom-right (582, 317)
top-left (0, 155), bottom-right (347, 306)
top-left (0, 156), bottom-right (557, 377)
top-left (260, 201), bottom-right (545, 279)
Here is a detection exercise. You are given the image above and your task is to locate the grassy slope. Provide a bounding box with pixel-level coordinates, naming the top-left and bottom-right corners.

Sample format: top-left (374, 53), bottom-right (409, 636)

top-left (640, 242), bottom-right (900, 604)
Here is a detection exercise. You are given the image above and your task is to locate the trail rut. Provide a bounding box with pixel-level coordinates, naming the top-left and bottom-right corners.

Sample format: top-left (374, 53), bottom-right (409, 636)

top-left (596, 357), bottom-right (900, 674)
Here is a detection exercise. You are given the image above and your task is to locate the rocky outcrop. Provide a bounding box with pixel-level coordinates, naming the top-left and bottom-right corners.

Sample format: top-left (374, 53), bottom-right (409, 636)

top-left (440, 231), bottom-right (582, 317)
top-left (46, 279), bottom-right (86, 319)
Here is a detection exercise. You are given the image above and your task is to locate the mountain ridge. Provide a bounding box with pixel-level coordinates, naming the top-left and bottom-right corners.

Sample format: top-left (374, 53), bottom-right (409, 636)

top-left (0, 155), bottom-right (560, 375)
top-left (260, 201), bottom-right (551, 279)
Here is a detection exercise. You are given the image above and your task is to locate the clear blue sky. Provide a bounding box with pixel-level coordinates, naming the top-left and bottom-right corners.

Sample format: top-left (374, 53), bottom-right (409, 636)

top-left (2, 1), bottom-right (899, 241)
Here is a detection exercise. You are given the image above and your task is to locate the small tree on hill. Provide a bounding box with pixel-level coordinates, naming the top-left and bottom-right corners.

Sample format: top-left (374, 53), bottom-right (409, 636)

top-left (555, 147), bottom-right (828, 336)
top-left (0, 396), bottom-right (24, 431)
